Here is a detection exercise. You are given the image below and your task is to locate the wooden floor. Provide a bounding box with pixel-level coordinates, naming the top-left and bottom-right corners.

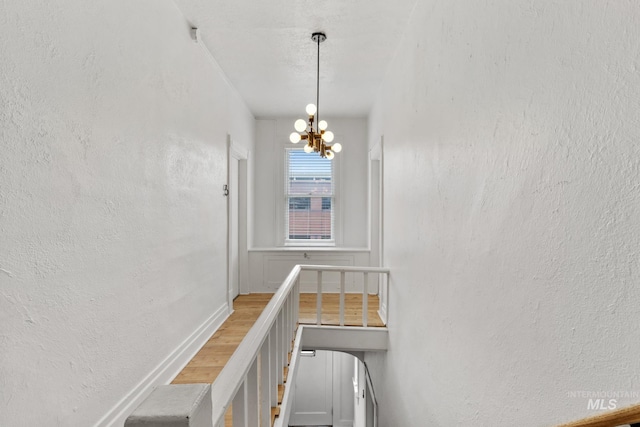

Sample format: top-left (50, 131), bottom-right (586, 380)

top-left (171, 292), bottom-right (383, 425)
top-left (172, 294), bottom-right (272, 385)
top-left (298, 293), bottom-right (385, 327)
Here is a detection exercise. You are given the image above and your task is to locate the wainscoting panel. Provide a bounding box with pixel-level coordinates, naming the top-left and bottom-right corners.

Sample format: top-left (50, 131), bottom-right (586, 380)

top-left (248, 249), bottom-right (376, 293)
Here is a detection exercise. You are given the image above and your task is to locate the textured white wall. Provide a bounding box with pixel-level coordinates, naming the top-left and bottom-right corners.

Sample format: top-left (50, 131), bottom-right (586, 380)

top-left (0, 1), bottom-right (254, 426)
top-left (253, 118), bottom-right (369, 248)
top-left (367, 1), bottom-right (640, 426)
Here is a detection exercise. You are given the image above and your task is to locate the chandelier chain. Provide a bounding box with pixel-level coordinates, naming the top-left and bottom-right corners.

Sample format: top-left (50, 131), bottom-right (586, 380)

top-left (316, 33), bottom-right (320, 127)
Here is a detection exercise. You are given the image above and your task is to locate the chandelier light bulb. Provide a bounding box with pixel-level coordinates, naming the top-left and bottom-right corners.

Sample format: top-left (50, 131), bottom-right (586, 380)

top-left (304, 144), bottom-right (314, 153)
top-left (305, 104), bottom-right (317, 116)
top-left (322, 130), bottom-right (334, 143)
top-left (294, 119), bottom-right (307, 132)
top-left (325, 150), bottom-right (335, 160)
top-left (319, 120), bottom-right (328, 131)
top-left (289, 132), bottom-right (301, 143)
top-left (331, 142), bottom-right (342, 153)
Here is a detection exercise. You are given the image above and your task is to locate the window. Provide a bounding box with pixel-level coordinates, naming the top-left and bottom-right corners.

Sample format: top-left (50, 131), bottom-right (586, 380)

top-left (285, 149), bottom-right (334, 242)
top-left (289, 197), bottom-right (311, 210)
top-left (321, 197), bottom-right (331, 211)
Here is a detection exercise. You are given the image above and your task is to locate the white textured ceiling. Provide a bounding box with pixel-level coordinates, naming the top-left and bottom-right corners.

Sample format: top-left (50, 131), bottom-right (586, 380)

top-left (173, 0), bottom-right (417, 118)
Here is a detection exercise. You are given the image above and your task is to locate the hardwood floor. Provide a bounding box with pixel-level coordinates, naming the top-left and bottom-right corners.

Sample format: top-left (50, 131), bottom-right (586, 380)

top-left (171, 292), bottom-right (383, 425)
top-left (172, 294), bottom-right (272, 385)
top-left (298, 293), bottom-right (385, 327)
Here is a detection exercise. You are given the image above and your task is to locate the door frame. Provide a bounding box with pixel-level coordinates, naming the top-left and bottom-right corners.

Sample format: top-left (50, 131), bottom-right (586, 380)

top-left (227, 135), bottom-right (249, 312)
top-left (369, 136), bottom-right (386, 322)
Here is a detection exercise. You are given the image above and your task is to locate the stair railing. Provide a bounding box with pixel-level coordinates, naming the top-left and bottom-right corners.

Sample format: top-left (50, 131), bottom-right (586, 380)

top-left (126, 264), bottom-right (390, 427)
top-left (210, 264), bottom-right (389, 426)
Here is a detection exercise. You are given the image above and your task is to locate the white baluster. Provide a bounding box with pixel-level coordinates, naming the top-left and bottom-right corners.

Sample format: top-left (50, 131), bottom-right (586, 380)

top-left (386, 272), bottom-right (390, 326)
top-left (316, 271), bottom-right (323, 325)
top-left (275, 314), bottom-right (282, 385)
top-left (286, 296), bottom-right (293, 352)
top-left (232, 379), bottom-right (247, 427)
top-left (363, 272), bottom-right (369, 327)
top-left (246, 358), bottom-right (259, 426)
top-left (294, 279), bottom-right (300, 327)
top-left (339, 271), bottom-right (345, 327)
top-left (279, 310), bottom-right (286, 383)
top-left (270, 329), bottom-right (278, 408)
top-left (259, 339), bottom-right (271, 427)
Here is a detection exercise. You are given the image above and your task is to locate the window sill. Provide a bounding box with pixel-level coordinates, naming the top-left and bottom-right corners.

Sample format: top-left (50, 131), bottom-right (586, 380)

top-left (285, 240), bottom-right (335, 248)
top-left (248, 247), bottom-right (371, 253)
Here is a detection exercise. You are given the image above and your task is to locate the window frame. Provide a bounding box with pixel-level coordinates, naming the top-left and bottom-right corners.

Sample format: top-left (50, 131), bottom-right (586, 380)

top-left (283, 147), bottom-right (337, 247)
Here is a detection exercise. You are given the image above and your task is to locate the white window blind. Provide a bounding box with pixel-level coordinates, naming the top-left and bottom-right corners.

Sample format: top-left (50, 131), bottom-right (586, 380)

top-left (285, 149), bottom-right (334, 242)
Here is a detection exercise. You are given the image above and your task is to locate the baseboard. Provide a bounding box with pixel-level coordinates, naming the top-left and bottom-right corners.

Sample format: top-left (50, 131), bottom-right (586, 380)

top-left (94, 303), bottom-right (230, 427)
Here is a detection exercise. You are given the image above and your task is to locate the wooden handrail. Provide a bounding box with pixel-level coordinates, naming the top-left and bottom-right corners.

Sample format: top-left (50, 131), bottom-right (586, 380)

top-left (556, 404), bottom-right (640, 427)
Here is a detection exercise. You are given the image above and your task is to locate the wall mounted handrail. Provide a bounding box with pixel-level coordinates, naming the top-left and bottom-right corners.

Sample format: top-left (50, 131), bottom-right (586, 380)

top-left (365, 361), bottom-right (378, 427)
top-left (556, 403), bottom-right (640, 427)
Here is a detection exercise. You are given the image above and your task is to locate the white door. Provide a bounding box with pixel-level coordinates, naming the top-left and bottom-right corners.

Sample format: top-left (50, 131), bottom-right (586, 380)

top-left (228, 155), bottom-right (240, 302)
top-left (370, 138), bottom-right (386, 321)
top-left (228, 137), bottom-right (249, 308)
top-left (290, 350), bottom-right (333, 426)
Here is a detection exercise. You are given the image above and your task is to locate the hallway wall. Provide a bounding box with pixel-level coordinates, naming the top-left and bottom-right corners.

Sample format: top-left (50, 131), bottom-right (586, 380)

top-left (367, 1), bottom-right (640, 425)
top-left (0, 1), bottom-right (254, 425)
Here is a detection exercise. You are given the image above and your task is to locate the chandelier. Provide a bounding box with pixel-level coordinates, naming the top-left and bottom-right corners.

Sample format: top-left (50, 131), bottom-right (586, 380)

top-left (289, 32), bottom-right (342, 159)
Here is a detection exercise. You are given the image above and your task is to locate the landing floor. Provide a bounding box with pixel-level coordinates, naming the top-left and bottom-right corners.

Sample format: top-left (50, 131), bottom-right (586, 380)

top-left (171, 292), bottom-right (383, 425)
top-left (172, 293), bottom-right (383, 384)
